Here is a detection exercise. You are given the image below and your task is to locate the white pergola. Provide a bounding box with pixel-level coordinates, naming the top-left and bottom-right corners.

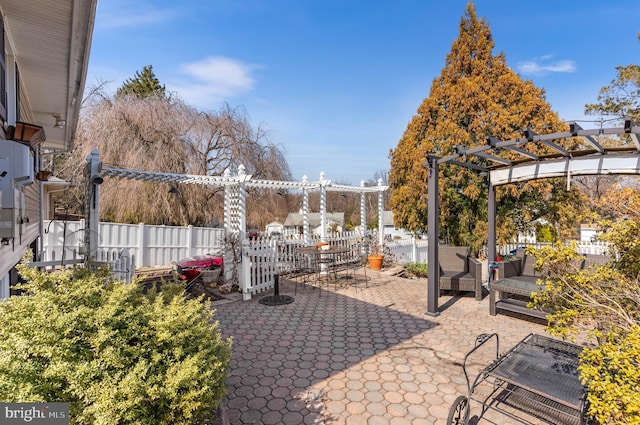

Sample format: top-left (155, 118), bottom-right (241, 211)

top-left (424, 119), bottom-right (640, 316)
top-left (84, 149), bottom-right (388, 255)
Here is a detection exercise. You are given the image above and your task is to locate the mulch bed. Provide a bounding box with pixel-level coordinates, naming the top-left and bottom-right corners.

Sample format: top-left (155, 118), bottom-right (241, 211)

top-left (136, 267), bottom-right (227, 302)
top-left (185, 277), bottom-right (227, 302)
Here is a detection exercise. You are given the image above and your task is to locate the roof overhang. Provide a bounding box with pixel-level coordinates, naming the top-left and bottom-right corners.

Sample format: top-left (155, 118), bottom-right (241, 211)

top-left (1, 0), bottom-right (97, 151)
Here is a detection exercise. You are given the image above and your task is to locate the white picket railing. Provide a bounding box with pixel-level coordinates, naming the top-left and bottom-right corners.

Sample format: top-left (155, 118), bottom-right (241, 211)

top-left (29, 248), bottom-right (135, 284)
top-left (385, 239), bottom-right (429, 264)
top-left (383, 239), bottom-right (610, 265)
top-left (499, 241), bottom-right (611, 257)
top-left (241, 238), bottom-right (279, 300)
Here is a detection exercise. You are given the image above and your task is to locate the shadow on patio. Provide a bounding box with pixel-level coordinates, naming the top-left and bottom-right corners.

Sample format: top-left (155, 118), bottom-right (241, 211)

top-left (211, 272), bottom-right (546, 425)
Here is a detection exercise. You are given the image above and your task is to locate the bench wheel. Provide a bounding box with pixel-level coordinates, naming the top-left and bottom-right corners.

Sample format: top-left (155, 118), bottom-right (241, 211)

top-left (447, 395), bottom-right (468, 425)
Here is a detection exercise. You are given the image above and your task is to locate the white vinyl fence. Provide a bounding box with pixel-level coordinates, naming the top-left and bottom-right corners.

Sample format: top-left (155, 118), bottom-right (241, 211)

top-left (42, 220), bottom-right (226, 268)
top-left (41, 221), bottom-right (611, 270)
top-left (40, 221), bottom-right (612, 296)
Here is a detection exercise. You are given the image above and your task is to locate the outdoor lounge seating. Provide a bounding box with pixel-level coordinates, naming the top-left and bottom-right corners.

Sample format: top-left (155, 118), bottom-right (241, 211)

top-left (438, 245), bottom-right (484, 300)
top-left (491, 249), bottom-right (610, 319)
top-left (497, 248), bottom-right (610, 283)
top-left (497, 248), bottom-right (540, 284)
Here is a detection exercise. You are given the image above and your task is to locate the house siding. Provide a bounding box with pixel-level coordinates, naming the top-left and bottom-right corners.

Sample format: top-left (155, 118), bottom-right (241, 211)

top-left (0, 181), bottom-right (40, 282)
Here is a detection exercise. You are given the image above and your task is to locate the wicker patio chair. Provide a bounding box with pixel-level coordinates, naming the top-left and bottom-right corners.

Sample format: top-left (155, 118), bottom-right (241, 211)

top-left (438, 245), bottom-right (484, 300)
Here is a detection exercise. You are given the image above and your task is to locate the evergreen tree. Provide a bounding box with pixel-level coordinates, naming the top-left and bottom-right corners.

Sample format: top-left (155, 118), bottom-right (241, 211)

top-left (389, 2), bottom-right (584, 250)
top-left (116, 65), bottom-right (166, 98)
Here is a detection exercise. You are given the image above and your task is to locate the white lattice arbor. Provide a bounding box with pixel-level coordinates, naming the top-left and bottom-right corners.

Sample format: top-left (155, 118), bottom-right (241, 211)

top-left (424, 119), bottom-right (640, 316)
top-left (87, 151), bottom-right (388, 294)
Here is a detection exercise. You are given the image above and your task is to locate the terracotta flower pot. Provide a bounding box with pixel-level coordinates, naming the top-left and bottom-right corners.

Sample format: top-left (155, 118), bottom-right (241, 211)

top-left (368, 254), bottom-right (384, 270)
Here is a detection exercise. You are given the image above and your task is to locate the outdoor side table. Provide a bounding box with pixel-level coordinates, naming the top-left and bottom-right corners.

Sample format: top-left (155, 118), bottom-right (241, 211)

top-left (489, 278), bottom-right (549, 320)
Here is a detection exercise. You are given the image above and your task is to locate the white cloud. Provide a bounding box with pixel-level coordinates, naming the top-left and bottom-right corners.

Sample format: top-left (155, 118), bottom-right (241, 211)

top-left (517, 56), bottom-right (576, 76)
top-left (168, 57), bottom-right (257, 107)
top-left (96, 2), bottom-right (178, 29)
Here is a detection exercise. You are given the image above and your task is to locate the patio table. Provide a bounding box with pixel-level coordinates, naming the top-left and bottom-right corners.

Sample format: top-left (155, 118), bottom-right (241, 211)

top-left (296, 245), bottom-right (350, 284)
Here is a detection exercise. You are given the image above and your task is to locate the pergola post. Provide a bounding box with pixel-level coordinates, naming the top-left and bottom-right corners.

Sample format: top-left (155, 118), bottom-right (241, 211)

top-left (426, 155), bottom-right (440, 317)
top-left (223, 169), bottom-right (232, 233)
top-left (360, 180), bottom-right (366, 250)
top-left (222, 169), bottom-right (236, 287)
top-left (302, 176), bottom-right (310, 245)
top-left (237, 165), bottom-right (248, 238)
top-left (488, 175), bottom-right (497, 262)
top-left (377, 178), bottom-right (385, 246)
top-left (319, 172), bottom-right (329, 241)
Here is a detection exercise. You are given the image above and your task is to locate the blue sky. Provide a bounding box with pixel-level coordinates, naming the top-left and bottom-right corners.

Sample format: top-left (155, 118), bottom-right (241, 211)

top-left (86, 0), bottom-right (639, 185)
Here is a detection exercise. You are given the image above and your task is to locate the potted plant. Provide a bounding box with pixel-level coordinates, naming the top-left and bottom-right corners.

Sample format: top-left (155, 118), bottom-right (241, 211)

top-left (315, 241), bottom-right (329, 249)
top-left (364, 235), bottom-right (384, 270)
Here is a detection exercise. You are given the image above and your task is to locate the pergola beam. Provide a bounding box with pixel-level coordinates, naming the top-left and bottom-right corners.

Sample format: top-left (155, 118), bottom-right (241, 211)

top-left (524, 128), bottom-right (570, 157)
top-left (102, 166), bottom-right (387, 194)
top-left (503, 145), bottom-right (540, 160)
top-left (474, 152), bottom-right (512, 166)
top-left (569, 122), bottom-right (604, 153)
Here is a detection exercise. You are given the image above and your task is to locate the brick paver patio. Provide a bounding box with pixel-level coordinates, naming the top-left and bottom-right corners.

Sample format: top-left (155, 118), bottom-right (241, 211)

top-left (211, 270), bottom-right (547, 425)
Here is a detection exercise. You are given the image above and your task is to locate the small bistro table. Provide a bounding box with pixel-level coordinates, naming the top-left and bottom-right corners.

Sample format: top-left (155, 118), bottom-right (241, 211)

top-left (296, 245), bottom-right (350, 282)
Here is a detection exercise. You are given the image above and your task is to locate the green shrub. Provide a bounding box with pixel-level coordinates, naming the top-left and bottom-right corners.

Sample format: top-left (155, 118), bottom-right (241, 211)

top-left (404, 262), bottom-right (428, 278)
top-left (529, 240), bottom-right (640, 424)
top-left (0, 258), bottom-right (232, 425)
top-left (579, 326), bottom-right (640, 424)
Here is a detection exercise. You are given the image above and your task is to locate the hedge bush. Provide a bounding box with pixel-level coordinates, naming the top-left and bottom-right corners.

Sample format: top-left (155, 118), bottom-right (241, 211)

top-left (530, 240), bottom-right (640, 424)
top-left (404, 262), bottom-right (428, 278)
top-left (0, 258), bottom-right (232, 425)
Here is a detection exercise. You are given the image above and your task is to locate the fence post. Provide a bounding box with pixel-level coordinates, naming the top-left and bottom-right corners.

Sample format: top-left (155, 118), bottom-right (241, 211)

top-left (241, 239), bottom-right (251, 300)
top-left (412, 236), bottom-right (418, 263)
top-left (137, 223), bottom-right (145, 267)
top-left (187, 225), bottom-right (194, 257)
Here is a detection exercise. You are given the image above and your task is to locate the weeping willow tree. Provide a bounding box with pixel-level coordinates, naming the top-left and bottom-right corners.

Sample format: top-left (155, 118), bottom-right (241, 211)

top-left (56, 68), bottom-right (291, 227)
